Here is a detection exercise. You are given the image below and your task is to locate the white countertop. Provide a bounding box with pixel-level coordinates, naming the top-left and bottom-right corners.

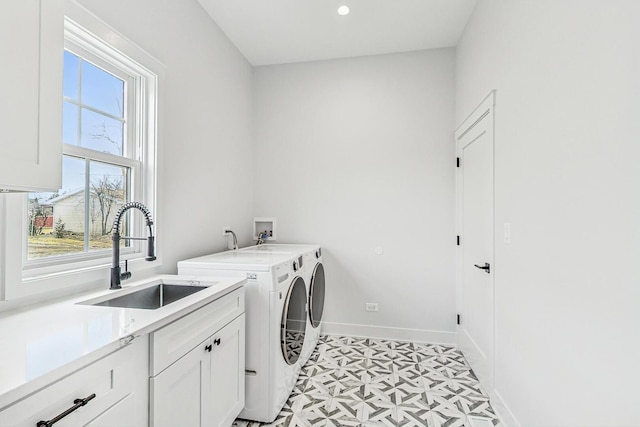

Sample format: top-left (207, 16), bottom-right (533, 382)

top-left (0, 274), bottom-right (245, 409)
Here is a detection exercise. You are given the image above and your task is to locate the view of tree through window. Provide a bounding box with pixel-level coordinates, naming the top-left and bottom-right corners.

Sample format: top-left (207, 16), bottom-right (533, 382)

top-left (27, 51), bottom-right (131, 260)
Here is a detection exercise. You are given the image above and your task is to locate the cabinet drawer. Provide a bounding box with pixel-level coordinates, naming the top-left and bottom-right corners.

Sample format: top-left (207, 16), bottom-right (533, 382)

top-left (150, 287), bottom-right (244, 376)
top-left (0, 338), bottom-right (148, 427)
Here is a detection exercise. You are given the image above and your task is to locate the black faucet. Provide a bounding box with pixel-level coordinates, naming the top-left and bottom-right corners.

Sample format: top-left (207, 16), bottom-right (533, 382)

top-left (110, 202), bottom-right (156, 290)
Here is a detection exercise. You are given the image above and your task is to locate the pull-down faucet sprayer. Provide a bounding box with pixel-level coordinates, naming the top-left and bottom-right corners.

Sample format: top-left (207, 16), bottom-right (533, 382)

top-left (110, 202), bottom-right (156, 290)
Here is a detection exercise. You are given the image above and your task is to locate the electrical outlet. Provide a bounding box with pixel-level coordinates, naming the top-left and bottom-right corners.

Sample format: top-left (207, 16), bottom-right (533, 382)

top-left (365, 303), bottom-right (379, 312)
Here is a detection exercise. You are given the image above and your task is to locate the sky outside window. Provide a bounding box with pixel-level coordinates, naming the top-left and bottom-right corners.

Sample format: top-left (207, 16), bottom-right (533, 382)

top-left (62, 51), bottom-right (78, 99)
top-left (81, 60), bottom-right (124, 117)
top-left (63, 51), bottom-right (126, 160)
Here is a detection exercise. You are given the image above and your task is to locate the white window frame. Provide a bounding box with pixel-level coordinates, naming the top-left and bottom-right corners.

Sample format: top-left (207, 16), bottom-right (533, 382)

top-left (1, 3), bottom-right (163, 301)
top-left (27, 47), bottom-right (139, 268)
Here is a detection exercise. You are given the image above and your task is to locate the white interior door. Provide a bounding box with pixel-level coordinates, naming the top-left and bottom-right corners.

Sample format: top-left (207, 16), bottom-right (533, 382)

top-left (456, 92), bottom-right (495, 392)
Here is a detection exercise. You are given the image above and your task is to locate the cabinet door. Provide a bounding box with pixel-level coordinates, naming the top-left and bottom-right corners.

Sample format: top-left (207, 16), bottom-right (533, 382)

top-left (151, 339), bottom-right (211, 427)
top-left (208, 314), bottom-right (245, 427)
top-left (0, 0), bottom-right (63, 191)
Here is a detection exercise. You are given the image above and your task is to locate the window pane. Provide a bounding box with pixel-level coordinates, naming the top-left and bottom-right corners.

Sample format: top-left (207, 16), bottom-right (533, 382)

top-left (62, 101), bottom-right (78, 145)
top-left (63, 51), bottom-right (79, 100)
top-left (88, 161), bottom-right (129, 251)
top-left (28, 157), bottom-right (86, 260)
top-left (81, 60), bottom-right (124, 118)
top-left (81, 108), bottom-right (124, 155)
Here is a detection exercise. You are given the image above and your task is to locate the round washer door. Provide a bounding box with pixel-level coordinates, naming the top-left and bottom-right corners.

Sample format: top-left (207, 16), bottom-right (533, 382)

top-left (281, 276), bottom-right (307, 365)
top-left (309, 262), bottom-right (325, 328)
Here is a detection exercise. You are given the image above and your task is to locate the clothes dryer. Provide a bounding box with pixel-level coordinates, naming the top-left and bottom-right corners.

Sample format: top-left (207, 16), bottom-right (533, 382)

top-left (238, 244), bottom-right (325, 366)
top-left (177, 251), bottom-right (307, 423)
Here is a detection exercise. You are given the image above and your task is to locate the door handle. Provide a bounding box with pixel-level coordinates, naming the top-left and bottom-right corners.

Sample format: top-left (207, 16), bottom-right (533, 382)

top-left (474, 263), bottom-right (491, 274)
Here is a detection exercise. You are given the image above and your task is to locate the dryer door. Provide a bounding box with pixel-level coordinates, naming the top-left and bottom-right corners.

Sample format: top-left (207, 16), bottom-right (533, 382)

top-left (281, 276), bottom-right (307, 365)
top-left (309, 262), bottom-right (325, 328)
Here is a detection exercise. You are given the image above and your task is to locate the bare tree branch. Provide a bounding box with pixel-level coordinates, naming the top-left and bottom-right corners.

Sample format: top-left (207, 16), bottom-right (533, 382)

top-left (90, 176), bottom-right (124, 236)
top-left (90, 121), bottom-right (122, 155)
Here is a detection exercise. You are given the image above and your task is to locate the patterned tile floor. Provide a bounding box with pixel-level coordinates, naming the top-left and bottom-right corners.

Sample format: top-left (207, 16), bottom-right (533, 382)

top-left (234, 335), bottom-right (500, 427)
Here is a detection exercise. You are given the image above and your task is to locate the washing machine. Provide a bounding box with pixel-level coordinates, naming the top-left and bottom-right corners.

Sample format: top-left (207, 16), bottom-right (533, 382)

top-left (238, 244), bottom-right (325, 366)
top-left (177, 251), bottom-right (307, 423)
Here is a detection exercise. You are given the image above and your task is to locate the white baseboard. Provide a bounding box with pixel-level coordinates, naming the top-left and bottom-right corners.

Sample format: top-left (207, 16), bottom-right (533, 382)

top-left (491, 388), bottom-right (521, 427)
top-left (467, 417), bottom-right (495, 427)
top-left (321, 321), bottom-right (456, 345)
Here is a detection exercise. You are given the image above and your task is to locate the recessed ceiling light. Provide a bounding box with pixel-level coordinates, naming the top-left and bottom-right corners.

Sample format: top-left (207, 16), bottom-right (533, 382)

top-left (337, 5), bottom-right (350, 16)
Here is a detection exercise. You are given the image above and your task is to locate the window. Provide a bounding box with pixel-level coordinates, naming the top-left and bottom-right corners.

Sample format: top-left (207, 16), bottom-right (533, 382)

top-left (27, 50), bottom-right (135, 261)
top-left (1, 6), bottom-right (163, 301)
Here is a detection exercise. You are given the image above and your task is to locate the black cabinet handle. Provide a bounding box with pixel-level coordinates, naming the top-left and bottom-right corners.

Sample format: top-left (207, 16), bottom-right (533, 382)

top-left (474, 263), bottom-right (491, 274)
top-left (214, 338), bottom-right (221, 346)
top-left (37, 393), bottom-right (96, 427)
top-left (205, 344), bottom-right (213, 352)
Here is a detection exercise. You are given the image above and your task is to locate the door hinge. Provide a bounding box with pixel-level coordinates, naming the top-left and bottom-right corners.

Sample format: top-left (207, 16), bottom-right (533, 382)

top-left (456, 157), bottom-right (460, 168)
top-left (457, 314), bottom-right (461, 325)
top-left (456, 235), bottom-right (460, 246)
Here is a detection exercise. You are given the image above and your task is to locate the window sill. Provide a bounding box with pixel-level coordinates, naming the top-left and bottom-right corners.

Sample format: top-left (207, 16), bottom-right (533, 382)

top-left (3, 256), bottom-right (162, 303)
top-left (23, 248), bottom-right (136, 277)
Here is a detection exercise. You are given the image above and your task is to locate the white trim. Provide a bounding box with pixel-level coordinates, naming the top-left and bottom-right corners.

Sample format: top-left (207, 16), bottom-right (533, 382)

top-left (321, 322), bottom-right (456, 345)
top-left (491, 388), bottom-right (521, 427)
top-left (3, 194), bottom-right (25, 299)
top-left (62, 144), bottom-right (141, 170)
top-left (455, 90), bottom-right (496, 389)
top-left (65, 0), bottom-right (165, 73)
top-left (455, 90), bottom-right (496, 134)
top-left (63, 96), bottom-right (126, 123)
top-left (467, 417), bottom-right (496, 427)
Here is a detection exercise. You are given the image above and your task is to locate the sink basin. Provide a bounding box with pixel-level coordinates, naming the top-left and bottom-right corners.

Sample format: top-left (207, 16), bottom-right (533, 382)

top-left (89, 283), bottom-right (208, 310)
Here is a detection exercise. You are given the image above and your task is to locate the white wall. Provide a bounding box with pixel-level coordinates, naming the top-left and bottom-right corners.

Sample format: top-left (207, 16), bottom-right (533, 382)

top-left (253, 49), bottom-right (457, 341)
top-left (456, 1), bottom-right (640, 425)
top-left (76, 0), bottom-right (255, 270)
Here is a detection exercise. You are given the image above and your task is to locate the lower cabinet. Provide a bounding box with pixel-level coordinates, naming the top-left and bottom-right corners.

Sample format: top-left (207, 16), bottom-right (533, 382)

top-left (0, 337), bottom-right (148, 427)
top-left (0, 287), bottom-right (245, 427)
top-left (150, 314), bottom-right (245, 427)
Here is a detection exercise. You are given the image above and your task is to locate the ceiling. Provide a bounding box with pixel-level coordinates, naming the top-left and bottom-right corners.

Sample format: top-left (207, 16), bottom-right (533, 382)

top-left (196, 0), bottom-right (477, 66)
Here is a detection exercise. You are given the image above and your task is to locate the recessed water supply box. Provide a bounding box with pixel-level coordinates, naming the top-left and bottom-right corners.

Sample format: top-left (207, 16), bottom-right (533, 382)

top-left (253, 217), bottom-right (276, 241)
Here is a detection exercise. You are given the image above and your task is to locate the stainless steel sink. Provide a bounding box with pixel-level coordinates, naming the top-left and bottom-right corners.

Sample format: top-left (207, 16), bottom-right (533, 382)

top-left (89, 283), bottom-right (208, 310)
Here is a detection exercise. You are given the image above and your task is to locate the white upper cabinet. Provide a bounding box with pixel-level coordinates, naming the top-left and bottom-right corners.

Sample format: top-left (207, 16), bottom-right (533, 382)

top-left (0, 0), bottom-right (63, 192)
